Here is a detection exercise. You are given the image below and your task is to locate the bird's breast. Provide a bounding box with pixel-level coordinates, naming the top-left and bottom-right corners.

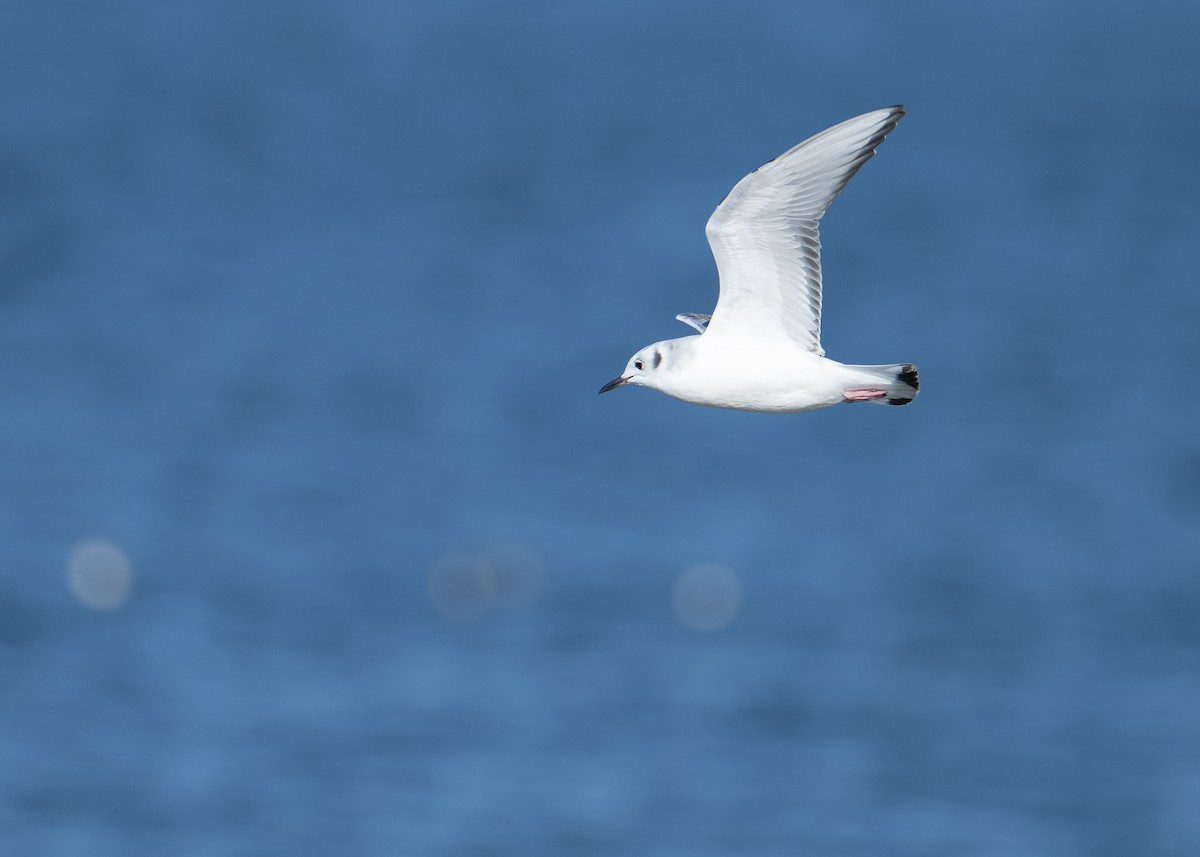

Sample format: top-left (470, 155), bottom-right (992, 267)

top-left (655, 344), bottom-right (845, 412)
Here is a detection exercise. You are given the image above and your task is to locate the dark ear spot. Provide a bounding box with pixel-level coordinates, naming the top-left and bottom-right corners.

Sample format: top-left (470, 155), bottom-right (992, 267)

top-left (652, 350), bottom-right (663, 369)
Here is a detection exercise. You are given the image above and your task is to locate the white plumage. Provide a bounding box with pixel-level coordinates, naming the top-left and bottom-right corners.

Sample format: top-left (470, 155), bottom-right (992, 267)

top-left (601, 107), bottom-right (919, 413)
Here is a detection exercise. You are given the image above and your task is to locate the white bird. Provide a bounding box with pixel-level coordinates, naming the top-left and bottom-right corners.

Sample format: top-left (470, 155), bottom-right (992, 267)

top-left (600, 106), bottom-right (918, 412)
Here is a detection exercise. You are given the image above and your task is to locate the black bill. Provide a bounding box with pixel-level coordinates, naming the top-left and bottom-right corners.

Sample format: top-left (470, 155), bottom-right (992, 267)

top-left (598, 375), bottom-right (629, 394)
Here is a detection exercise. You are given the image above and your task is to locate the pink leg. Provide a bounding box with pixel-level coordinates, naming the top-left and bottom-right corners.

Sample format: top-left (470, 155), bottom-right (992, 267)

top-left (843, 389), bottom-right (887, 402)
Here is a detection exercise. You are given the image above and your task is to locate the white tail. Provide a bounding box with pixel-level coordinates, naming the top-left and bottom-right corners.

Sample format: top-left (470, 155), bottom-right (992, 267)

top-left (846, 363), bottom-right (919, 406)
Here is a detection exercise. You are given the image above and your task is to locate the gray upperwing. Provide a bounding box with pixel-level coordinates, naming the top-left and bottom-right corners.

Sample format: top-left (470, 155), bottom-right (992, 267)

top-left (675, 313), bottom-right (711, 333)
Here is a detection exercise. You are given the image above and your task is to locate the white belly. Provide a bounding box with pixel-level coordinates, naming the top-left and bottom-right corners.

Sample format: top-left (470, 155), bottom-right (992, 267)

top-left (656, 345), bottom-right (852, 413)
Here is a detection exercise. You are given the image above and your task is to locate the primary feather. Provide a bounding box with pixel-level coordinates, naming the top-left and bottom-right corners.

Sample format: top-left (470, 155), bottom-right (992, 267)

top-left (703, 106), bottom-right (905, 354)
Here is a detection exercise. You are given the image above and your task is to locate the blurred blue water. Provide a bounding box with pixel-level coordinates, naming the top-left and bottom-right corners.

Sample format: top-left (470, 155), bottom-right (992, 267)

top-left (2, 1), bottom-right (1199, 854)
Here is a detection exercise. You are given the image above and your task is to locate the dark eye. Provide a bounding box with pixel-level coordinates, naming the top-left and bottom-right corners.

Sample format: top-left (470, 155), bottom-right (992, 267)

top-left (634, 360), bottom-right (644, 370)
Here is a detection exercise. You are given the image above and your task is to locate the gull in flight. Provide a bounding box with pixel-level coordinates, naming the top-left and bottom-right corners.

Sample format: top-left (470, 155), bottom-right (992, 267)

top-left (600, 106), bottom-right (918, 412)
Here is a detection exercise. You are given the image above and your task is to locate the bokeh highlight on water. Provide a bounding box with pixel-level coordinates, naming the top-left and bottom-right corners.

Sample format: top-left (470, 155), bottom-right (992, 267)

top-left (2, 1), bottom-right (1199, 854)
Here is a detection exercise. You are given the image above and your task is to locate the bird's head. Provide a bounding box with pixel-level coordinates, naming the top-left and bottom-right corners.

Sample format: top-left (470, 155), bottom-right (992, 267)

top-left (599, 342), bottom-right (670, 394)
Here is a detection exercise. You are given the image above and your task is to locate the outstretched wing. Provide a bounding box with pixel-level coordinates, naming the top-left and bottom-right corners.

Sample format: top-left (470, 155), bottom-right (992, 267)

top-left (702, 106), bottom-right (904, 354)
top-left (675, 312), bottom-right (711, 333)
